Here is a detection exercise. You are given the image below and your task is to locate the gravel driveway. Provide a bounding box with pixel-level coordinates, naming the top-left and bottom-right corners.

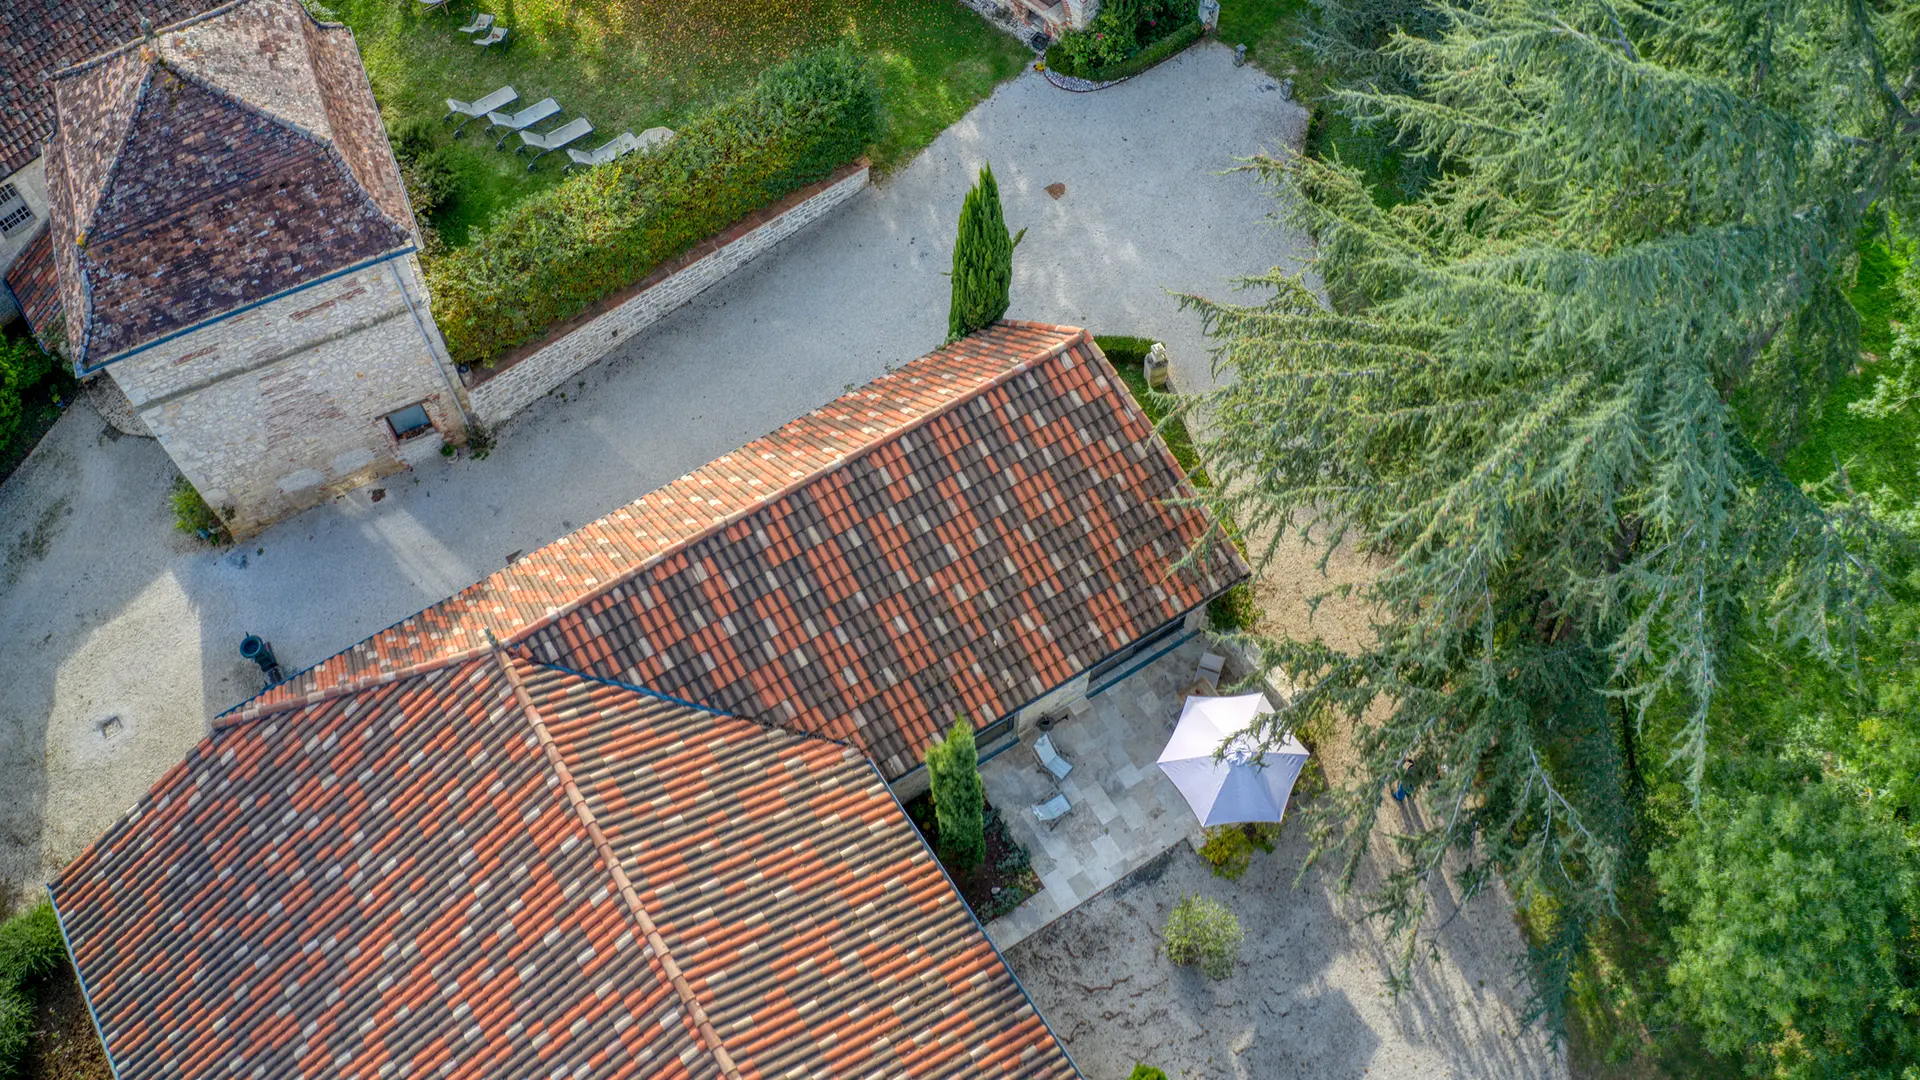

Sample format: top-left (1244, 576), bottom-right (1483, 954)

top-left (0, 42), bottom-right (1313, 899)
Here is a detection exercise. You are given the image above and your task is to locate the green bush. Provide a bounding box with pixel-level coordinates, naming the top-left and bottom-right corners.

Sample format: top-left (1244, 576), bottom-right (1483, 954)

top-left (1046, 0), bottom-right (1199, 81)
top-left (0, 902), bottom-right (67, 1080)
top-left (1163, 893), bottom-right (1243, 979)
top-left (430, 45), bottom-right (878, 365)
top-left (926, 719), bottom-right (986, 874)
top-left (1128, 1067), bottom-right (1169, 1080)
top-left (0, 335), bottom-right (58, 455)
top-left (1197, 822), bottom-right (1281, 880)
top-left (390, 117), bottom-right (457, 222)
top-left (1649, 780), bottom-right (1920, 1076)
top-left (170, 476), bottom-right (229, 545)
top-left (1207, 583), bottom-right (1258, 631)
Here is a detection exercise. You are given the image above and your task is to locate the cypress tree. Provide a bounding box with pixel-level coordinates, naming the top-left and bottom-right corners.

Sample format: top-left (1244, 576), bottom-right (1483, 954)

top-left (1179, 0), bottom-right (1917, 1019)
top-left (947, 164), bottom-right (1026, 342)
top-left (925, 719), bottom-right (986, 874)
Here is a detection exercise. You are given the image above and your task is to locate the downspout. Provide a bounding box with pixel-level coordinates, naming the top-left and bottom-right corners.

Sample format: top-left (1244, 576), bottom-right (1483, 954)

top-left (388, 259), bottom-right (472, 433)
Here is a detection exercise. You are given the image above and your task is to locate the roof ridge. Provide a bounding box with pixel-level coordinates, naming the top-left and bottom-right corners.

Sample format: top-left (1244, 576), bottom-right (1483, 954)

top-left (491, 646), bottom-right (747, 1080)
top-left (491, 323), bottom-right (1095, 648)
top-left (68, 61), bottom-right (153, 246)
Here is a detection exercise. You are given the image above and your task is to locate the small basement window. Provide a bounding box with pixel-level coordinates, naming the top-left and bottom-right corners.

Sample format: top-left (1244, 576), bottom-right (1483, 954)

top-left (384, 403), bottom-right (434, 439)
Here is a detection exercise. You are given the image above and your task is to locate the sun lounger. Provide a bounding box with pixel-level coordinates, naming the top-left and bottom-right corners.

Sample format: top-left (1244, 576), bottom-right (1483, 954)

top-left (487, 97), bottom-right (559, 148)
top-left (415, 0), bottom-right (450, 16)
top-left (635, 126), bottom-right (676, 152)
top-left (517, 117), bottom-right (592, 170)
top-left (1032, 791), bottom-right (1073, 828)
top-left (563, 131), bottom-right (638, 173)
top-left (473, 24), bottom-right (509, 50)
top-left (1033, 732), bottom-right (1073, 780)
top-left (444, 85), bottom-right (517, 134)
top-left (456, 12), bottom-right (493, 34)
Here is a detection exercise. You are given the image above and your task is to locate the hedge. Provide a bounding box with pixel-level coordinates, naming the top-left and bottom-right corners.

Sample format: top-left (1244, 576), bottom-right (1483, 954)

top-left (1047, 20), bottom-right (1204, 84)
top-left (429, 46), bottom-right (878, 366)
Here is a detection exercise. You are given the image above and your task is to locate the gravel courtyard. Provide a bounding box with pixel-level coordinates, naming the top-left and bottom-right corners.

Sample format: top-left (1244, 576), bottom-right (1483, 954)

top-left (1005, 839), bottom-right (1567, 1080)
top-left (0, 41), bottom-right (1312, 900)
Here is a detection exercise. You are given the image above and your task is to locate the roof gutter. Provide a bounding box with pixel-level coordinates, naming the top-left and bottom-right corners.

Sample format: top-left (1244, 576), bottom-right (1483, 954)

top-left (75, 244), bottom-right (415, 377)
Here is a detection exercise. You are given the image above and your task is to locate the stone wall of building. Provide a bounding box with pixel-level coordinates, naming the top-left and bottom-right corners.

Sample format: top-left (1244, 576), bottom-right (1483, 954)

top-left (468, 163), bottom-right (870, 426)
top-left (105, 254), bottom-right (469, 538)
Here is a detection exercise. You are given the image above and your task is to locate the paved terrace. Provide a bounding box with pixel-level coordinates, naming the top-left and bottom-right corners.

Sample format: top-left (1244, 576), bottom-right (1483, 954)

top-left (983, 634), bottom-right (1216, 948)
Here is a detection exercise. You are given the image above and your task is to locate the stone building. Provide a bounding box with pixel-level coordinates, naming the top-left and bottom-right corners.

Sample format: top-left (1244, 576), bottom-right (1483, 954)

top-left (33, 0), bottom-right (468, 537)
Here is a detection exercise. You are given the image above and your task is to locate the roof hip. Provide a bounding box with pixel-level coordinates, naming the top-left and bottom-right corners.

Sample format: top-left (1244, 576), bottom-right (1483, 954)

top-left (491, 644), bottom-right (747, 1080)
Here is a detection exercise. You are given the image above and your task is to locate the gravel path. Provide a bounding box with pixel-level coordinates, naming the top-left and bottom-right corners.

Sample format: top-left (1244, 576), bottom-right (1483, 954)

top-left (0, 43), bottom-right (1312, 898)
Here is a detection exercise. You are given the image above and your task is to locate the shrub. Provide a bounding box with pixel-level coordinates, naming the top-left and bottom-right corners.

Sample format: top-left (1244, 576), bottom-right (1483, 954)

top-left (1197, 822), bottom-right (1281, 880)
top-left (430, 45), bottom-right (878, 365)
top-left (170, 476), bottom-right (229, 545)
top-left (0, 335), bottom-right (58, 454)
top-left (1128, 1067), bottom-right (1170, 1080)
top-left (1045, 0), bottom-right (1198, 81)
top-left (1163, 893), bottom-right (1242, 979)
top-left (1649, 780), bottom-right (1920, 1075)
top-left (0, 902), bottom-right (67, 1080)
top-left (948, 163), bottom-right (1025, 342)
top-left (1207, 583), bottom-right (1258, 631)
top-left (926, 719), bottom-right (986, 873)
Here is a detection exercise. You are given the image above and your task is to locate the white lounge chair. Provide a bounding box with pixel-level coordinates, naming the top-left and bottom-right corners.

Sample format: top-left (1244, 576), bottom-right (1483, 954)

top-left (1196, 651), bottom-right (1226, 689)
top-left (1032, 791), bottom-right (1073, 828)
top-left (563, 131), bottom-right (638, 173)
top-left (517, 117), bottom-right (592, 170)
top-left (444, 85), bottom-right (516, 134)
top-left (415, 0), bottom-right (450, 16)
top-left (1033, 732), bottom-right (1072, 780)
top-left (487, 97), bottom-right (559, 148)
top-left (473, 24), bottom-right (508, 50)
top-left (456, 12), bottom-right (493, 34)
top-left (634, 126), bottom-right (676, 152)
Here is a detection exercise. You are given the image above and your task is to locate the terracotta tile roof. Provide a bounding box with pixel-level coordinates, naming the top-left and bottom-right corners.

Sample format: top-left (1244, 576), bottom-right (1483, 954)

top-left (51, 654), bottom-right (1078, 1080)
top-left (237, 323), bottom-right (1247, 776)
top-left (0, 0), bottom-right (219, 177)
top-left (4, 227), bottom-right (62, 336)
top-left (43, 0), bottom-right (416, 369)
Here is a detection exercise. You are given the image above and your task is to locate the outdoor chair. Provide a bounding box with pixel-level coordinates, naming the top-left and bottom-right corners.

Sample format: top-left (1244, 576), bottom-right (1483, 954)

top-left (634, 126), bottom-right (676, 152)
top-left (563, 131), bottom-right (638, 173)
top-left (473, 24), bottom-right (509, 50)
top-left (456, 12), bottom-right (492, 34)
top-left (1032, 791), bottom-right (1073, 829)
top-left (1033, 732), bottom-right (1072, 781)
top-left (1029, 787), bottom-right (1075, 826)
top-left (443, 85), bottom-right (516, 134)
top-left (486, 97), bottom-right (559, 148)
top-left (415, 0), bottom-right (450, 16)
top-left (517, 117), bottom-right (592, 170)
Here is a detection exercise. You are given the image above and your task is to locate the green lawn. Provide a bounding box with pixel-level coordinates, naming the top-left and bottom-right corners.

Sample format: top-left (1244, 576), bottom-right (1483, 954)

top-left (326, 0), bottom-right (1029, 244)
top-left (1213, 0), bottom-right (1424, 207)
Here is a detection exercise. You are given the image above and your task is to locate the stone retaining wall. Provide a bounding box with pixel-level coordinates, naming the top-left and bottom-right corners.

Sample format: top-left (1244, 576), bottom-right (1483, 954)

top-left (468, 162), bottom-right (870, 426)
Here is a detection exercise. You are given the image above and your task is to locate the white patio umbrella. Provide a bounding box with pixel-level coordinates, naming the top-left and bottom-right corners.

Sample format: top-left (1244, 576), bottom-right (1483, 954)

top-left (1157, 692), bottom-right (1311, 826)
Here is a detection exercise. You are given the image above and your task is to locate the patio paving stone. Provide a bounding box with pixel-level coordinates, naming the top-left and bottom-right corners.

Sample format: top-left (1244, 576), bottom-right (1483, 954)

top-left (982, 635), bottom-right (1226, 949)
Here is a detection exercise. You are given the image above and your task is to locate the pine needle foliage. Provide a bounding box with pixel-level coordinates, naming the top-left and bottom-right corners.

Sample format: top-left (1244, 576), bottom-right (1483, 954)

top-left (1177, 0), bottom-right (1920, 1024)
top-left (925, 719), bottom-right (986, 874)
top-left (947, 164), bottom-right (1026, 343)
